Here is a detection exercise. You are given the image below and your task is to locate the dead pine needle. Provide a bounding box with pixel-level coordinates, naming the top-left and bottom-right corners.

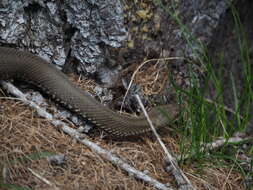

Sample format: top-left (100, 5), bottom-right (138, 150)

top-left (0, 81), bottom-right (174, 190)
top-left (135, 94), bottom-right (196, 190)
top-left (120, 57), bottom-right (184, 112)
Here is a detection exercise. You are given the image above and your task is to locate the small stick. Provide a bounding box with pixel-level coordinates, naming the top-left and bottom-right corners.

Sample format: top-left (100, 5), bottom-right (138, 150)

top-left (120, 57), bottom-right (184, 112)
top-left (135, 95), bottom-right (196, 190)
top-left (178, 133), bottom-right (253, 160)
top-left (0, 81), bottom-right (174, 190)
top-left (28, 168), bottom-right (55, 187)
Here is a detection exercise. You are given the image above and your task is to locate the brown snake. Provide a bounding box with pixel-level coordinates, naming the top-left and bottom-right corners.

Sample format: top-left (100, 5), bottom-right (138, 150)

top-left (0, 47), bottom-right (179, 137)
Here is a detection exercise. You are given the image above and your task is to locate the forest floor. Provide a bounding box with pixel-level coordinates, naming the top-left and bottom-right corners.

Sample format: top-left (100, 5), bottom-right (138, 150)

top-left (0, 74), bottom-right (244, 190)
top-left (0, 0), bottom-right (251, 190)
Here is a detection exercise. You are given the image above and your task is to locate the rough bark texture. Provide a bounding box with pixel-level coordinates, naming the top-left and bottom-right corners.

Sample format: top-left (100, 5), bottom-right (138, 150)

top-left (109, 0), bottom-right (236, 110)
top-left (0, 0), bottom-right (126, 87)
top-left (167, 0), bottom-right (252, 134)
top-left (159, 0), bottom-right (231, 61)
top-left (1, 0), bottom-right (252, 132)
top-left (126, 0), bottom-right (252, 133)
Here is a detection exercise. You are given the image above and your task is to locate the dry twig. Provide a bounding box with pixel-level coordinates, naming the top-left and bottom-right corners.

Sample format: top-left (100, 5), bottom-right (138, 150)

top-left (0, 81), bottom-right (174, 190)
top-left (179, 133), bottom-right (253, 161)
top-left (120, 57), bottom-right (184, 112)
top-left (28, 168), bottom-right (56, 187)
top-left (135, 95), bottom-right (196, 190)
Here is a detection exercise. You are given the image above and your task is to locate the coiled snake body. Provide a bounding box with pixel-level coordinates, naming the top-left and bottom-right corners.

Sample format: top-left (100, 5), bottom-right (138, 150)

top-left (0, 47), bottom-right (178, 137)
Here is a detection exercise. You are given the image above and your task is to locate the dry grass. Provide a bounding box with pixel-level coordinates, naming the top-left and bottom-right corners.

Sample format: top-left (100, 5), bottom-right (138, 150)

top-left (134, 59), bottom-right (169, 95)
top-left (0, 75), bottom-right (245, 190)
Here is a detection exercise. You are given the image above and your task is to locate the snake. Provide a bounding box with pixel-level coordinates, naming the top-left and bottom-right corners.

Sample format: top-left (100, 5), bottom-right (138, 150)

top-left (0, 47), bottom-right (179, 137)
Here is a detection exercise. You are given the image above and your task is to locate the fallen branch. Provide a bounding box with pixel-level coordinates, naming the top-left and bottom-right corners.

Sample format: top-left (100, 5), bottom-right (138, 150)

top-left (204, 133), bottom-right (253, 150)
top-left (64, 127), bottom-right (174, 190)
top-left (0, 81), bottom-right (174, 190)
top-left (179, 133), bottom-right (253, 161)
top-left (135, 95), bottom-right (196, 190)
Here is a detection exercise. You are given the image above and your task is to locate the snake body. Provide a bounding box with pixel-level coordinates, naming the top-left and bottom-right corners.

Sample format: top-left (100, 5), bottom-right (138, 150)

top-left (0, 47), bottom-right (178, 137)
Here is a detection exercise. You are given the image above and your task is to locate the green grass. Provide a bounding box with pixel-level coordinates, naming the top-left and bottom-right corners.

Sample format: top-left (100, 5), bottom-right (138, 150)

top-left (153, 0), bottom-right (252, 168)
top-left (0, 183), bottom-right (31, 190)
top-left (0, 151), bottom-right (56, 190)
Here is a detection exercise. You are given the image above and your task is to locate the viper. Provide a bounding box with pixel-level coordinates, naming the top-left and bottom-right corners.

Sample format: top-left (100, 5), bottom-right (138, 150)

top-left (0, 47), bottom-right (179, 137)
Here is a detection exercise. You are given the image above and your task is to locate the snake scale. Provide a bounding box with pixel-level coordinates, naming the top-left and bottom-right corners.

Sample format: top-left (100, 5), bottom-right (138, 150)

top-left (0, 47), bottom-right (179, 137)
